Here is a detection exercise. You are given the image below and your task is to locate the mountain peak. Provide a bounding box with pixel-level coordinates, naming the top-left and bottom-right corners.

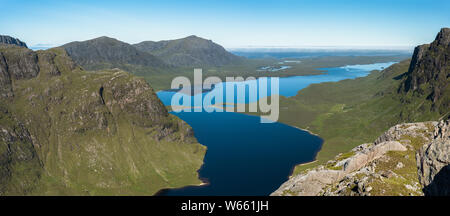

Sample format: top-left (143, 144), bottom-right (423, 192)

top-left (93, 36), bottom-right (118, 41)
top-left (434, 27), bottom-right (450, 47)
top-left (186, 35), bottom-right (200, 39)
top-left (183, 35), bottom-right (209, 41)
top-left (81, 36), bottom-right (123, 44)
top-left (401, 27), bottom-right (450, 114)
top-left (0, 35), bottom-right (28, 48)
top-left (133, 36), bottom-right (242, 67)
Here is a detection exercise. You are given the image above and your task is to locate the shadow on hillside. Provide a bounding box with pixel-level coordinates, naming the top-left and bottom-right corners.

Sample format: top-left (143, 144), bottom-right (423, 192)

top-left (423, 164), bottom-right (450, 196)
top-left (393, 72), bottom-right (408, 80)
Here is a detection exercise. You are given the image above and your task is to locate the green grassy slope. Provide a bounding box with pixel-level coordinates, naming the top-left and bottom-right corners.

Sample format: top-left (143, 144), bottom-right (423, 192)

top-left (0, 46), bottom-right (205, 195)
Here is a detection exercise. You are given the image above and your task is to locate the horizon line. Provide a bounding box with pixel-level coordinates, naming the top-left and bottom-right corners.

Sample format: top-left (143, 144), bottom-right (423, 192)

top-left (226, 45), bottom-right (414, 51)
top-left (29, 43), bottom-right (415, 52)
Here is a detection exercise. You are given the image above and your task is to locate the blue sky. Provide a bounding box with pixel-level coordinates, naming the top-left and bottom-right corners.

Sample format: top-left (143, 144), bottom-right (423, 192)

top-left (1, 0), bottom-right (449, 48)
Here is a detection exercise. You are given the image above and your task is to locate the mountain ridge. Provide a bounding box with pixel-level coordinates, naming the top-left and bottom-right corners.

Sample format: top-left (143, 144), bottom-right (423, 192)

top-left (61, 36), bottom-right (168, 70)
top-left (0, 35), bottom-right (28, 48)
top-left (133, 35), bottom-right (244, 67)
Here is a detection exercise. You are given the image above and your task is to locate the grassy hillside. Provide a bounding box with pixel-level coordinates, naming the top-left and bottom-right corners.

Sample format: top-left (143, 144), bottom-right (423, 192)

top-left (0, 46), bottom-right (205, 195)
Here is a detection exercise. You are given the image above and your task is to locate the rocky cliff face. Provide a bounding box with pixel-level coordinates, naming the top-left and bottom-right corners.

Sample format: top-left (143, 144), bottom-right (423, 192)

top-left (0, 42), bottom-right (205, 195)
top-left (417, 120), bottom-right (449, 196)
top-left (61, 36), bottom-right (167, 70)
top-left (0, 45), bottom-right (68, 98)
top-left (134, 35), bottom-right (243, 67)
top-left (0, 104), bottom-right (42, 195)
top-left (401, 28), bottom-right (449, 115)
top-left (0, 35), bottom-right (28, 48)
top-left (273, 120), bottom-right (449, 196)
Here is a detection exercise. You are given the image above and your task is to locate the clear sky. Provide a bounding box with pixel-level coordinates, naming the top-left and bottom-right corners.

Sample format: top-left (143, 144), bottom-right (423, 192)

top-left (1, 0), bottom-right (449, 48)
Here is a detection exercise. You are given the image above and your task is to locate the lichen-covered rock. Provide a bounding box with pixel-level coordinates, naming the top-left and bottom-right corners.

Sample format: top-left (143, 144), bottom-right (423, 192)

top-left (272, 139), bottom-right (407, 196)
top-left (272, 121), bottom-right (446, 196)
top-left (416, 120), bottom-right (450, 196)
top-left (374, 122), bottom-right (435, 144)
top-left (343, 141), bottom-right (406, 172)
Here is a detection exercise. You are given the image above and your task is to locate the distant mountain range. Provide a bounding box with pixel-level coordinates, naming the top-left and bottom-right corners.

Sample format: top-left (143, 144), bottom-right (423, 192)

top-left (59, 35), bottom-right (243, 70)
top-left (133, 35), bottom-right (244, 67)
top-left (61, 36), bottom-right (167, 70)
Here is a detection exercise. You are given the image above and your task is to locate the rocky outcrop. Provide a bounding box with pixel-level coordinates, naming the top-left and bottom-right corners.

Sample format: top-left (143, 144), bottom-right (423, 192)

top-left (272, 121), bottom-right (449, 196)
top-left (0, 47), bottom-right (39, 80)
top-left (417, 120), bottom-right (450, 196)
top-left (102, 74), bottom-right (168, 127)
top-left (133, 35), bottom-right (244, 67)
top-left (0, 53), bottom-right (13, 98)
top-left (0, 46), bottom-right (39, 98)
top-left (375, 122), bottom-right (435, 144)
top-left (343, 141), bottom-right (407, 172)
top-left (0, 45), bottom-right (78, 98)
top-left (61, 36), bottom-right (167, 70)
top-left (0, 105), bottom-right (43, 195)
top-left (0, 35), bottom-right (28, 48)
top-left (401, 28), bottom-right (449, 115)
top-left (271, 140), bottom-right (408, 196)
